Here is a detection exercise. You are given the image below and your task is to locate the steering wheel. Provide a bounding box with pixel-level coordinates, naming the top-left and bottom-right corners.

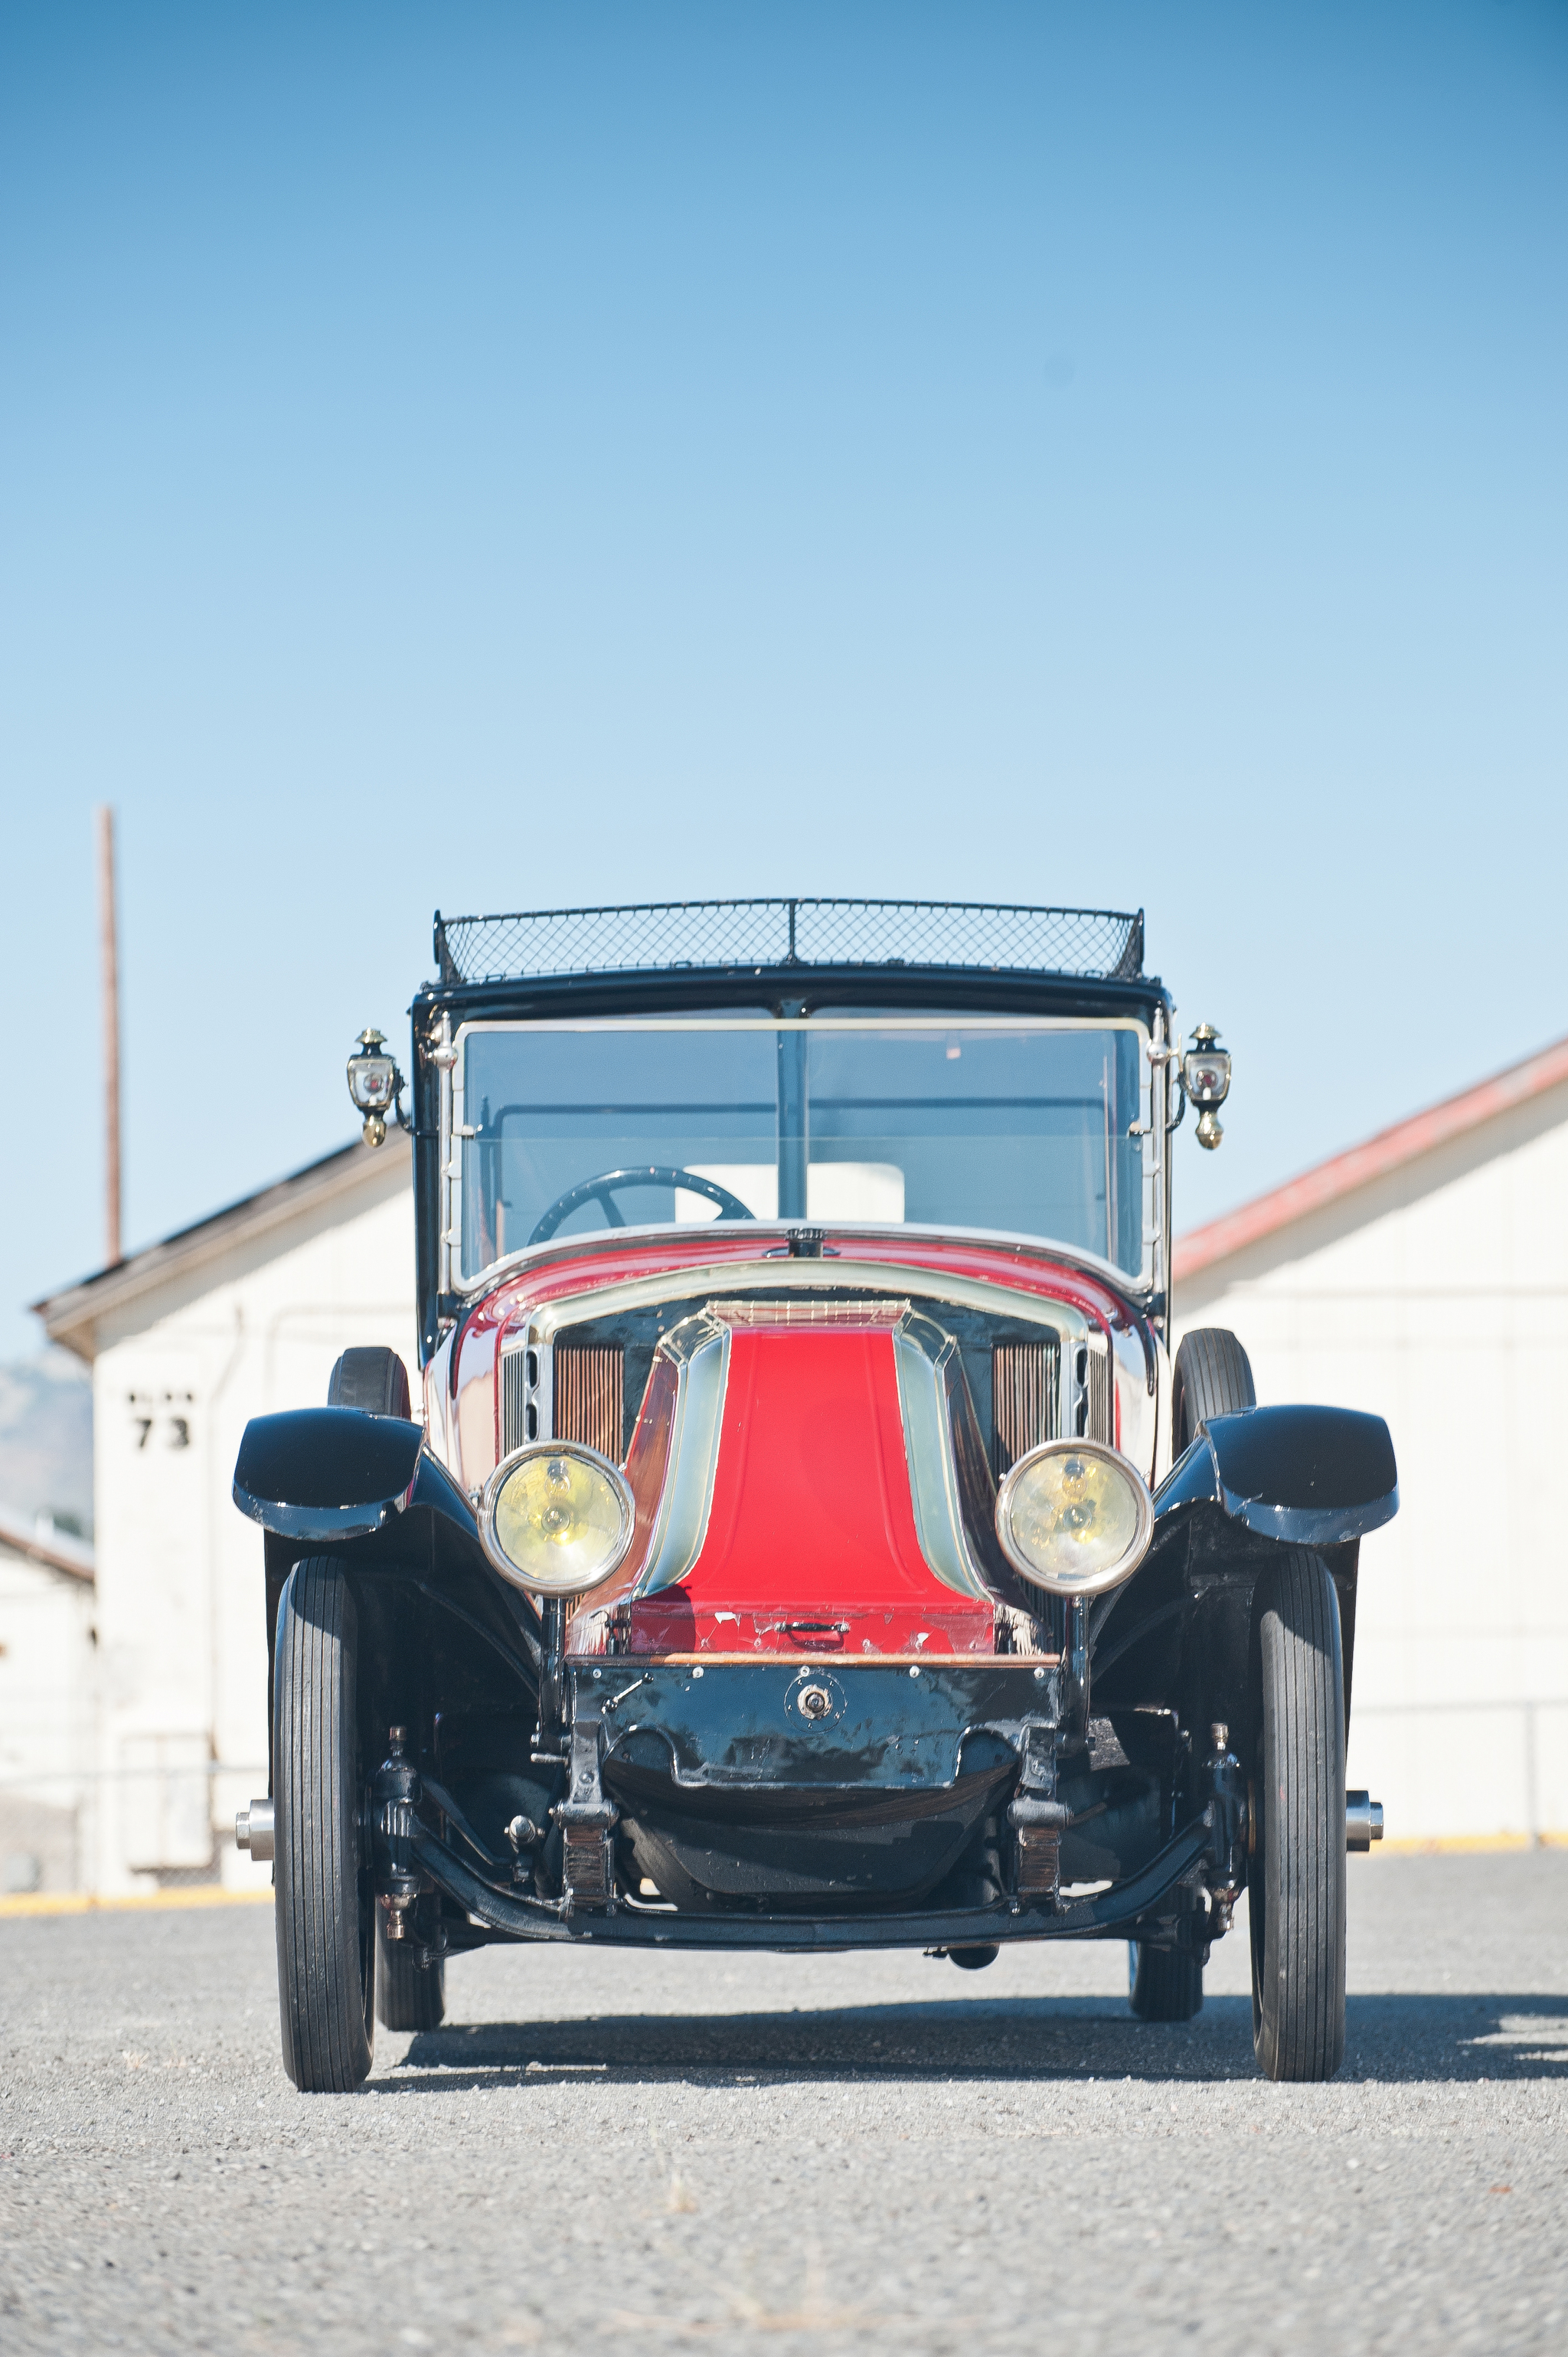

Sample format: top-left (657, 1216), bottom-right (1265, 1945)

top-left (528, 1165), bottom-right (757, 1247)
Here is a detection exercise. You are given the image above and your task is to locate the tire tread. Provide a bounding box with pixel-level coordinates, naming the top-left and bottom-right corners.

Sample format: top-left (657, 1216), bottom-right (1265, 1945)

top-left (274, 1558), bottom-right (374, 2091)
top-left (327, 1348), bottom-right (411, 1420)
top-left (377, 1930), bottom-right (446, 2032)
top-left (1129, 1941), bottom-right (1204, 2022)
top-left (1172, 1328), bottom-right (1256, 1452)
top-left (1253, 1548), bottom-right (1346, 2082)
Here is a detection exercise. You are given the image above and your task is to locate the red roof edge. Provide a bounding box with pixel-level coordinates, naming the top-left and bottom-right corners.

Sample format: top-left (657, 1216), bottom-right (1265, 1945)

top-left (1173, 1031), bottom-right (1568, 1284)
top-left (0, 1501), bottom-right (94, 1584)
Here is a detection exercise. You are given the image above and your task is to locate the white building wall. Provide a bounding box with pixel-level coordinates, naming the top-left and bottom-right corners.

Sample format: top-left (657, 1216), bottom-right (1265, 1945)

top-left (0, 1548), bottom-right (97, 1892)
top-left (87, 1162), bottom-right (416, 1893)
top-left (1173, 1078), bottom-right (1568, 1845)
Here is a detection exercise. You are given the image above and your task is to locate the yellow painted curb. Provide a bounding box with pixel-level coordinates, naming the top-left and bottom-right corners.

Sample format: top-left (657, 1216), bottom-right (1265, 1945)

top-left (1375, 1832), bottom-right (1565, 1855)
top-left (0, 1885), bottom-right (275, 1919)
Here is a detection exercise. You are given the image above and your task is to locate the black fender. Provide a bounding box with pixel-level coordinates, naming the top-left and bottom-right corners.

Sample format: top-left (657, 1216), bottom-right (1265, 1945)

top-left (1152, 1404), bottom-right (1398, 1548)
top-left (232, 1407), bottom-right (542, 1788)
top-left (234, 1406), bottom-right (427, 1541)
top-left (1094, 1403), bottom-right (1397, 1760)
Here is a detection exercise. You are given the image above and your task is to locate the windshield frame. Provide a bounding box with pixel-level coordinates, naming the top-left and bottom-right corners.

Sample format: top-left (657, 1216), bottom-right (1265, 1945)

top-left (445, 1012), bottom-right (1158, 1299)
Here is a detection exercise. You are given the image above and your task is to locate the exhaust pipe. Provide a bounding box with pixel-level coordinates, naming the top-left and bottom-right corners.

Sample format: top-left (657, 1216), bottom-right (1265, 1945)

top-left (1346, 1791), bottom-right (1383, 1852)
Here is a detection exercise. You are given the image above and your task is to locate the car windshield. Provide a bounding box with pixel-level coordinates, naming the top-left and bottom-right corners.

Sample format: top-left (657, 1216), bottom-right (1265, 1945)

top-left (454, 1018), bottom-right (1149, 1283)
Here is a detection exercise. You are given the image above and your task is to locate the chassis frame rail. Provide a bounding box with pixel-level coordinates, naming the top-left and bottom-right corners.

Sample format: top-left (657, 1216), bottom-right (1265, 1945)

top-left (409, 1817), bottom-right (1214, 1952)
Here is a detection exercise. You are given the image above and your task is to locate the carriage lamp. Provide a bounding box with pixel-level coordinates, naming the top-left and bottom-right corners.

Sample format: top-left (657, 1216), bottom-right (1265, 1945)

top-left (1183, 1023), bottom-right (1231, 1150)
top-left (479, 1440), bottom-right (636, 1599)
top-left (995, 1437), bottom-right (1154, 1598)
top-left (346, 1028), bottom-right (403, 1147)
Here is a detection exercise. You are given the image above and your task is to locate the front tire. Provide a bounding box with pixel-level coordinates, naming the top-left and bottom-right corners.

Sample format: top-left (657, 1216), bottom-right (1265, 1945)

top-left (377, 1924), bottom-right (446, 2031)
top-left (1172, 1327), bottom-right (1255, 1452)
top-left (1128, 1940), bottom-right (1204, 2022)
top-left (274, 1558), bottom-right (376, 2091)
top-left (328, 1347), bottom-right (411, 1419)
top-left (1250, 1548), bottom-right (1347, 2082)
top-left (1152, 1329), bottom-right (1254, 2024)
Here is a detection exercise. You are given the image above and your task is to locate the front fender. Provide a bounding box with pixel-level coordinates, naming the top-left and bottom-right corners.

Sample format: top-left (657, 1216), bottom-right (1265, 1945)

top-left (234, 1407), bottom-right (526, 1619)
top-left (1093, 1403), bottom-right (1396, 1748)
top-left (235, 1409), bottom-right (543, 1796)
top-left (234, 1407), bottom-right (426, 1541)
top-left (1152, 1404), bottom-right (1397, 1549)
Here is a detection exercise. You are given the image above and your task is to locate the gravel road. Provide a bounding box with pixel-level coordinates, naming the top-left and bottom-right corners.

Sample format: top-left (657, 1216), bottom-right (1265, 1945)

top-left (2, 1852), bottom-right (1565, 2355)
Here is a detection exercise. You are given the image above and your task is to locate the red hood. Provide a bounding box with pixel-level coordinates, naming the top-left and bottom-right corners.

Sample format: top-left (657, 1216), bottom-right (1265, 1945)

top-left (436, 1228), bottom-right (1152, 1662)
top-left (608, 1305), bottom-right (997, 1659)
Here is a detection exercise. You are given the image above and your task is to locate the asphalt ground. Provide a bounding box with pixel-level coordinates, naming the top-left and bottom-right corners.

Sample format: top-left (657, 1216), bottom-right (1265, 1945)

top-left (2, 1853), bottom-right (1565, 2356)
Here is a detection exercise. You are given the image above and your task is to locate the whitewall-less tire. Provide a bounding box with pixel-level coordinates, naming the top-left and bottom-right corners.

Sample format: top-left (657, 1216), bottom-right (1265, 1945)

top-left (273, 1558), bottom-right (377, 2092)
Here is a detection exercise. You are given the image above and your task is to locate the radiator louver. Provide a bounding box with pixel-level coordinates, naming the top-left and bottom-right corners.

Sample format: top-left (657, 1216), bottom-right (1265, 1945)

top-left (552, 1344), bottom-right (625, 1465)
top-left (501, 1347), bottom-right (534, 1455)
top-left (992, 1342), bottom-right (1060, 1478)
top-left (1083, 1343), bottom-right (1112, 1445)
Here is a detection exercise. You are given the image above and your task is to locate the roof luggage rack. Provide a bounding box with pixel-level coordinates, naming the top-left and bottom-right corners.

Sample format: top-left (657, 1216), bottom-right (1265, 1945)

top-left (433, 897), bottom-right (1145, 987)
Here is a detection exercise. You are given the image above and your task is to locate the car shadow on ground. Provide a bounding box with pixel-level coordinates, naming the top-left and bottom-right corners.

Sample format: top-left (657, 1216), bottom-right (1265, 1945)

top-left (388, 1992), bottom-right (1568, 2091)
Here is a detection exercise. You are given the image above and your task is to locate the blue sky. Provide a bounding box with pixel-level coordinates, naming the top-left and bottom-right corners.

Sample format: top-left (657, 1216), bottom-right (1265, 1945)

top-left (3, 2), bottom-right (1565, 1357)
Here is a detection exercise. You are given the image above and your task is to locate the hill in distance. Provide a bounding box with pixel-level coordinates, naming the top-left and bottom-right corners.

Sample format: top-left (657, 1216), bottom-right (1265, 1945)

top-left (0, 1351), bottom-right (93, 1535)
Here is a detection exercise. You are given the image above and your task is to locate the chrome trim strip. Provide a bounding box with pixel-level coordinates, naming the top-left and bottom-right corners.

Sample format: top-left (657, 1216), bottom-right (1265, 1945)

top-left (456, 1015), bottom-right (1153, 1035)
top-left (436, 1009), bottom-right (454, 1299)
top-left (522, 1255), bottom-right (1098, 1352)
top-left (635, 1316), bottom-right (732, 1597)
top-left (891, 1313), bottom-right (993, 1601)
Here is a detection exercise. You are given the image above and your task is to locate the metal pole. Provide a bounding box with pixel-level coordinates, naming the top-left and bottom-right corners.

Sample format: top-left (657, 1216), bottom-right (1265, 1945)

top-left (1102, 1055), bottom-right (1113, 1263)
top-left (96, 806), bottom-right (122, 1267)
top-left (776, 1019), bottom-right (808, 1220)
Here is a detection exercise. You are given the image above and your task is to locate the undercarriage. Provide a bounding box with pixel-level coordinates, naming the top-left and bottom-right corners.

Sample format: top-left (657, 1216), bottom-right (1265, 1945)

top-left (365, 1650), bottom-right (1250, 1967)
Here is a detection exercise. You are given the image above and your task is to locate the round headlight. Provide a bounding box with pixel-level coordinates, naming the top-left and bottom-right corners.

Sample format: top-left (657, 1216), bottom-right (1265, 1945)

top-left (995, 1438), bottom-right (1153, 1597)
top-left (479, 1442), bottom-right (635, 1598)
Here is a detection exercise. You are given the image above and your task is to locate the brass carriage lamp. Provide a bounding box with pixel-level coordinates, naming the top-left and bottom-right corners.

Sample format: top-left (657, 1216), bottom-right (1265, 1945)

top-left (1183, 1024), bottom-right (1231, 1150)
top-left (346, 1028), bottom-right (403, 1147)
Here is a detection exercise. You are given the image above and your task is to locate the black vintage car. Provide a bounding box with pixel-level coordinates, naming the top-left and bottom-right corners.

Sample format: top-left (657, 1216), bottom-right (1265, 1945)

top-left (233, 899), bottom-right (1392, 2090)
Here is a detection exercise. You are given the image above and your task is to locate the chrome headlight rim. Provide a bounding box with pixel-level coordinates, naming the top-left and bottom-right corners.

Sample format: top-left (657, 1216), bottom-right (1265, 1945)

top-left (995, 1437), bottom-right (1154, 1598)
top-left (478, 1439), bottom-right (636, 1599)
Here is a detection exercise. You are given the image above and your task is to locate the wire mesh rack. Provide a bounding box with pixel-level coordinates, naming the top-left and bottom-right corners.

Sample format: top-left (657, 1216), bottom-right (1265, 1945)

top-left (433, 899), bottom-right (1145, 986)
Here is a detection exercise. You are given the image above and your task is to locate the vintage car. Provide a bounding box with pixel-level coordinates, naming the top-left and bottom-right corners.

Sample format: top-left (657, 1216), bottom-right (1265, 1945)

top-left (232, 897), bottom-right (1393, 2092)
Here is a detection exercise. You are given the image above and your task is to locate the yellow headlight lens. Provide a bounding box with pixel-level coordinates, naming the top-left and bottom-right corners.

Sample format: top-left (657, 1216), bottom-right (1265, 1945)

top-left (483, 1443), bottom-right (633, 1597)
top-left (995, 1440), bottom-right (1152, 1597)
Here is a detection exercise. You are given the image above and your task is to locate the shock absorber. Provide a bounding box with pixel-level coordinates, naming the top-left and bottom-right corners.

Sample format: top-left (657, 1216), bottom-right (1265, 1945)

top-left (1202, 1720), bottom-right (1248, 1934)
top-left (370, 1725), bottom-right (423, 1940)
